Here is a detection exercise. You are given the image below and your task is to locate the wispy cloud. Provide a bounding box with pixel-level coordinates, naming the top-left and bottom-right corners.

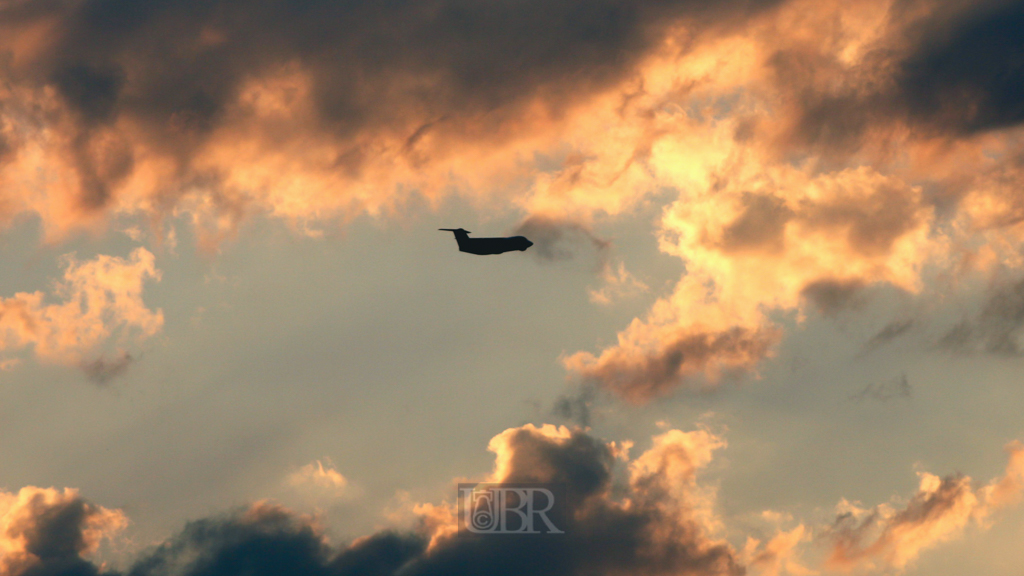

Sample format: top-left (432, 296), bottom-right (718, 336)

top-left (286, 460), bottom-right (351, 501)
top-left (824, 441), bottom-right (1024, 571)
top-left (850, 373), bottom-right (912, 402)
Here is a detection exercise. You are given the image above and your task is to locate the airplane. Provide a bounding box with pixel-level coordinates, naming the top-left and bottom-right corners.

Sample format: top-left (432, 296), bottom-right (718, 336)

top-left (439, 228), bottom-right (533, 255)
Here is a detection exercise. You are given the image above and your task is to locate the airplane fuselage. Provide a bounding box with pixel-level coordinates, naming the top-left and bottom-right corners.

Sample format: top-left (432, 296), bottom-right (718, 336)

top-left (441, 229), bottom-right (533, 255)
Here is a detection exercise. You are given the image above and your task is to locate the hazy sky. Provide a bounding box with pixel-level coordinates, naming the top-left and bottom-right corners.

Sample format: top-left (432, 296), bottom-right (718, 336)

top-left (2, 0), bottom-right (1024, 575)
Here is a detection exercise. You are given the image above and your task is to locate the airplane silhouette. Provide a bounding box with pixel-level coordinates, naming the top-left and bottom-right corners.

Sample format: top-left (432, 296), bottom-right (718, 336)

top-left (439, 228), bottom-right (533, 255)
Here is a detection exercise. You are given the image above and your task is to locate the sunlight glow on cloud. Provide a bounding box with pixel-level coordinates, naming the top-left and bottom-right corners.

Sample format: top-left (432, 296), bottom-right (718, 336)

top-left (0, 486), bottom-right (126, 576)
top-left (286, 460), bottom-right (350, 498)
top-left (5, 0), bottom-right (1024, 400)
top-left (2, 0), bottom-right (1024, 398)
top-left (0, 247), bottom-right (162, 367)
top-left (1, 426), bottom-right (1021, 576)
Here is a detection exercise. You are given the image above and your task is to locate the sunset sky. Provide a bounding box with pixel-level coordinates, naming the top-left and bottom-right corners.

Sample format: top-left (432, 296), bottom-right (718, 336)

top-left (2, 0), bottom-right (1024, 574)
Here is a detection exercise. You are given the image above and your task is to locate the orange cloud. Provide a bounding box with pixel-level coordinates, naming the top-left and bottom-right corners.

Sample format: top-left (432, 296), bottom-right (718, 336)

top-left (285, 460), bottom-right (351, 502)
top-left (0, 428), bottom-right (1019, 576)
top-left (408, 423), bottom-right (741, 575)
top-left (825, 441), bottom-right (1024, 572)
top-left (2, 0), bottom-right (1024, 401)
top-left (745, 524), bottom-right (814, 576)
top-left (0, 247), bottom-right (163, 366)
top-left (0, 486), bottom-right (126, 576)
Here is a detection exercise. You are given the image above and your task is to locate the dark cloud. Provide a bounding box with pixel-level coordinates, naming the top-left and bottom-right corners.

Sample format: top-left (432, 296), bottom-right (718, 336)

top-left (897, 0), bottom-right (1024, 135)
top-left (0, 0), bottom-right (783, 214)
top-left (551, 384), bottom-right (598, 427)
top-left (124, 504), bottom-right (339, 576)
top-left (849, 373), bottom-right (912, 402)
top-left (6, 426), bottom-right (742, 576)
top-left (328, 532), bottom-right (425, 576)
top-left (52, 63), bottom-right (125, 125)
top-left (79, 352), bottom-right (134, 385)
top-left (2, 489), bottom-right (118, 576)
top-left (801, 279), bottom-right (866, 317)
top-left (776, 0), bottom-right (1024, 151)
top-left (22, 500), bottom-right (93, 561)
top-left (860, 319), bottom-right (914, 355)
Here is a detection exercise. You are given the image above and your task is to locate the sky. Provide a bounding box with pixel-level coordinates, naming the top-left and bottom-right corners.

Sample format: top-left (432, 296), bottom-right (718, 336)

top-left (1, 0), bottom-right (1024, 574)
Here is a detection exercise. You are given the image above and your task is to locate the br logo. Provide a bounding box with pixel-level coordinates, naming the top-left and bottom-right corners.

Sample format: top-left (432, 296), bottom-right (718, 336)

top-left (458, 483), bottom-right (566, 534)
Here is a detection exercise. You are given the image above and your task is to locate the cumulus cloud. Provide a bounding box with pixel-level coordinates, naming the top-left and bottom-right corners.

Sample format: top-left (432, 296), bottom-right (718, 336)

top-left (0, 424), bottom-right (743, 576)
top-left (554, 0), bottom-right (1024, 400)
top-left (0, 0), bottom-right (783, 242)
top-left (3, 427), bottom-right (1022, 576)
top-left (395, 424), bottom-right (744, 576)
top-left (0, 486), bottom-right (126, 576)
top-left (2, 0), bottom-right (1024, 402)
top-left (0, 248), bottom-right (162, 368)
top-left (879, 0), bottom-right (1024, 136)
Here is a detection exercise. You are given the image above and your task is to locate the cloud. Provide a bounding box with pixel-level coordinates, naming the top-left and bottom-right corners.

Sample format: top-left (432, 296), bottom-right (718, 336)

top-left (545, 0), bottom-right (1024, 400)
top-left (0, 486), bottom-right (126, 576)
top-left (566, 325), bottom-right (781, 401)
top-left (938, 276), bottom-right (1024, 355)
top-left (895, 0), bottom-right (1024, 135)
top-left (744, 524), bottom-right (813, 576)
top-left (763, 0), bottom-right (1024, 151)
top-left (0, 248), bottom-right (163, 367)
top-left (861, 319), bottom-right (915, 355)
top-left (1, 0), bottom-right (1024, 407)
top-left (0, 424), bottom-right (743, 576)
top-left (0, 0), bottom-right (783, 243)
top-left (589, 261), bottom-right (650, 305)
top-left (801, 280), bottom-right (867, 317)
top-left (824, 441), bottom-right (1024, 571)
top-left (399, 424), bottom-right (743, 576)
top-left (285, 461), bottom-right (351, 502)
top-left (738, 440), bottom-right (1024, 574)
top-left (79, 351), bottom-right (134, 385)
top-left (849, 373), bottom-right (912, 402)
top-left (562, 106), bottom-right (939, 398)
top-left (3, 427), bottom-right (1022, 576)
top-left (513, 215), bottom-right (611, 266)
top-left (550, 384), bottom-right (598, 427)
